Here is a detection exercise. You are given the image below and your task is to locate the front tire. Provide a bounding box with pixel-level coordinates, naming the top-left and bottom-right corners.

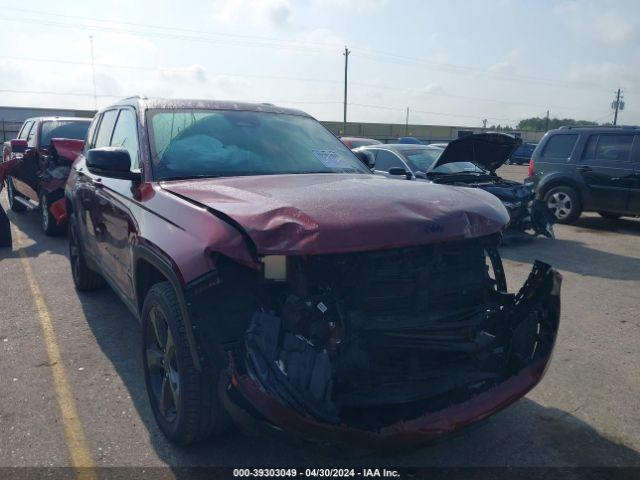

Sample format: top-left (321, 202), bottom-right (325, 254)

top-left (142, 281), bottom-right (230, 445)
top-left (544, 186), bottom-right (582, 224)
top-left (69, 216), bottom-right (103, 291)
top-left (6, 177), bottom-right (26, 213)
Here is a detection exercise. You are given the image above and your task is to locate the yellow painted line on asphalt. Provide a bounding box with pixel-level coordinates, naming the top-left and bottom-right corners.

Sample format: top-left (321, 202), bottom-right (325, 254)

top-left (13, 227), bottom-right (96, 480)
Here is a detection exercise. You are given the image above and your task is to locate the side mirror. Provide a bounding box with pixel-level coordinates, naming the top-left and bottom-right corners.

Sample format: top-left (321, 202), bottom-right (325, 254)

top-left (86, 147), bottom-right (140, 181)
top-left (388, 167), bottom-right (412, 179)
top-left (9, 139), bottom-right (28, 154)
top-left (352, 149), bottom-right (375, 169)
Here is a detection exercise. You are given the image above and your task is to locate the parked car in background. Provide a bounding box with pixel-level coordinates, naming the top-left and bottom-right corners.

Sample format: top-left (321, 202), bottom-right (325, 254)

top-left (509, 142), bottom-right (537, 165)
top-left (66, 97), bottom-right (560, 450)
top-left (2, 117), bottom-right (91, 234)
top-left (397, 136), bottom-right (423, 144)
top-left (527, 126), bottom-right (640, 223)
top-left (356, 133), bottom-right (555, 238)
top-left (339, 136), bottom-right (381, 148)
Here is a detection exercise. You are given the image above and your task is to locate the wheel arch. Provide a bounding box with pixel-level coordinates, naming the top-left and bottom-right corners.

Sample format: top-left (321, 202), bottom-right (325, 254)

top-left (537, 174), bottom-right (588, 206)
top-left (133, 244), bottom-right (202, 370)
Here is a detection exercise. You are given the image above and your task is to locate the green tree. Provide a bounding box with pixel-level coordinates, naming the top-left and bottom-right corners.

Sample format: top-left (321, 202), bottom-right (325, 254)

top-left (517, 117), bottom-right (599, 131)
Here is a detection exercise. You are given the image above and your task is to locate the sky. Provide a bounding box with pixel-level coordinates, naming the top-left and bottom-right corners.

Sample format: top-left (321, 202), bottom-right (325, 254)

top-left (0, 0), bottom-right (638, 127)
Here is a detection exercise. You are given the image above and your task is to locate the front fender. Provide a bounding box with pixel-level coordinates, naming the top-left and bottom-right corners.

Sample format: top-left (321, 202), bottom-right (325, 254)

top-left (132, 243), bottom-right (202, 370)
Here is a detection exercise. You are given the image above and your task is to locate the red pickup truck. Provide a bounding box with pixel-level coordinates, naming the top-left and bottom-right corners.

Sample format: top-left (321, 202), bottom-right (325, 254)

top-left (2, 116), bottom-right (91, 235)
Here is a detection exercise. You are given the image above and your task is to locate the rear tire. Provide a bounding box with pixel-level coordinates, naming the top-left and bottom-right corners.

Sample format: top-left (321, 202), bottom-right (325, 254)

top-left (598, 212), bottom-right (622, 220)
top-left (142, 281), bottom-right (231, 445)
top-left (544, 186), bottom-right (582, 224)
top-left (6, 177), bottom-right (26, 213)
top-left (68, 216), bottom-right (104, 291)
top-left (40, 190), bottom-right (63, 236)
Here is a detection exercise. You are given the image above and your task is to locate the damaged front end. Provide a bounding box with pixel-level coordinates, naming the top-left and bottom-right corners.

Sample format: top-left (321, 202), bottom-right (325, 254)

top-left (432, 177), bottom-right (555, 240)
top-left (196, 234), bottom-right (561, 449)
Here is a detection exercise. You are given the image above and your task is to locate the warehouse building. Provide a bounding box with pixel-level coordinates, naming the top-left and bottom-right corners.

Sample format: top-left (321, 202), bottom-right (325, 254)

top-left (0, 105), bottom-right (545, 144)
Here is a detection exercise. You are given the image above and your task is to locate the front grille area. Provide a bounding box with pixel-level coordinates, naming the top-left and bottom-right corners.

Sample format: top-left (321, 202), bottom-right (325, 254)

top-left (299, 239), bottom-right (491, 317)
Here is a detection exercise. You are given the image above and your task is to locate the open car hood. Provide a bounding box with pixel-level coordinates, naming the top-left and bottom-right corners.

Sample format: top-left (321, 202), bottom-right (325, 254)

top-left (161, 173), bottom-right (509, 256)
top-left (432, 133), bottom-right (522, 172)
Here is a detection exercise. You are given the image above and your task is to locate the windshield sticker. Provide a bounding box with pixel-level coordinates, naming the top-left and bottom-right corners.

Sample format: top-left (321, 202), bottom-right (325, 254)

top-left (313, 150), bottom-right (348, 168)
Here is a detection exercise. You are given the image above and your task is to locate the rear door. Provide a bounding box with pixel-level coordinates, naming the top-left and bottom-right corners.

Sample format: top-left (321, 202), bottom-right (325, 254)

top-left (11, 121), bottom-right (40, 200)
top-left (79, 109), bottom-right (118, 262)
top-left (579, 133), bottom-right (635, 213)
top-left (626, 134), bottom-right (640, 213)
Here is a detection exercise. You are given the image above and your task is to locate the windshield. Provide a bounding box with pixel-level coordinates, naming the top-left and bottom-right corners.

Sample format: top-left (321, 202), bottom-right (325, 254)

top-left (401, 148), bottom-right (442, 172)
top-left (432, 162), bottom-right (485, 174)
top-left (40, 120), bottom-right (90, 147)
top-left (148, 109), bottom-right (370, 180)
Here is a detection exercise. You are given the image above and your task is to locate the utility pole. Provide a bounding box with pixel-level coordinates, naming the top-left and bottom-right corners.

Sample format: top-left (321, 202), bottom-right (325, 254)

top-left (612, 89), bottom-right (624, 125)
top-left (482, 118), bottom-right (487, 130)
top-left (89, 35), bottom-right (98, 110)
top-left (342, 46), bottom-right (351, 134)
top-left (545, 110), bottom-right (550, 131)
top-left (405, 107), bottom-right (409, 135)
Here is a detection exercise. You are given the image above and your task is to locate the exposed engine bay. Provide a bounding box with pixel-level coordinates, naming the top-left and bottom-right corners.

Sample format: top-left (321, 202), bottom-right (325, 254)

top-left (198, 234), bottom-right (561, 432)
top-left (429, 174), bottom-right (555, 239)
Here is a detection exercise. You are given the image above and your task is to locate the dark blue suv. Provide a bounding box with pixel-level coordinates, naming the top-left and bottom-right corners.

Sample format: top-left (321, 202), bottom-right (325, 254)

top-left (527, 126), bottom-right (640, 223)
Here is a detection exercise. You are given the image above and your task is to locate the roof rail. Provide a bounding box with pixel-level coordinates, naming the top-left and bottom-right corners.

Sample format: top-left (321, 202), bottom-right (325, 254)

top-left (120, 95), bottom-right (147, 101)
top-left (558, 125), bottom-right (639, 130)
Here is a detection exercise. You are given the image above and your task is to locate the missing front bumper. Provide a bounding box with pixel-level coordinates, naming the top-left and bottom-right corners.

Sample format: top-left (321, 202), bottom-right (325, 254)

top-left (230, 259), bottom-right (561, 448)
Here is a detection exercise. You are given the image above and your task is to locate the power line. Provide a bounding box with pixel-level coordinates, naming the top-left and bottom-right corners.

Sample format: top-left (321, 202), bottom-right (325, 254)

top-left (0, 5), bottom-right (343, 51)
top-left (0, 55), bottom-right (607, 115)
top-left (0, 4), bottom-right (612, 94)
top-left (356, 51), bottom-right (609, 93)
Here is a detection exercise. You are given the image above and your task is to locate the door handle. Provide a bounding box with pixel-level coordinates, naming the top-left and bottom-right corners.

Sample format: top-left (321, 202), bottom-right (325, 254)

top-left (577, 166), bottom-right (591, 173)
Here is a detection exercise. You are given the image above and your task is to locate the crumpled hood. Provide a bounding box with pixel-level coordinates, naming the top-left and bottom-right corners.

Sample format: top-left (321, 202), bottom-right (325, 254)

top-left (48, 138), bottom-right (85, 163)
top-left (432, 133), bottom-right (522, 172)
top-left (161, 174), bottom-right (509, 256)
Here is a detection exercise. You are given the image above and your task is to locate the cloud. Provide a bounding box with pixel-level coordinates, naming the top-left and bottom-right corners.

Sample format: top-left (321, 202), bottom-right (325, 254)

top-left (407, 83), bottom-right (446, 98)
top-left (487, 49), bottom-right (520, 75)
top-left (212, 0), bottom-right (293, 29)
top-left (315, 0), bottom-right (387, 12)
top-left (553, 1), bottom-right (640, 46)
top-left (159, 65), bottom-right (209, 83)
top-left (295, 28), bottom-right (346, 49)
top-left (565, 62), bottom-right (639, 90)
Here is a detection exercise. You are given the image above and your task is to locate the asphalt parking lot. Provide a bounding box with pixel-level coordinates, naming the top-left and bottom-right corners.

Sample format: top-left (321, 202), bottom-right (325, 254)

top-left (1, 164), bottom-right (639, 472)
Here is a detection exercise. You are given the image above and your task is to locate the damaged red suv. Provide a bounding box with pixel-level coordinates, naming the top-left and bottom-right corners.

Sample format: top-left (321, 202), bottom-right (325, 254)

top-left (65, 97), bottom-right (561, 450)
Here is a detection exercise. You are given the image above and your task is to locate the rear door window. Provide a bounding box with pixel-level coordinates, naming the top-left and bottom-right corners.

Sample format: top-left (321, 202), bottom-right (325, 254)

top-left (541, 134), bottom-right (578, 160)
top-left (594, 134), bottom-right (634, 162)
top-left (582, 134), bottom-right (635, 164)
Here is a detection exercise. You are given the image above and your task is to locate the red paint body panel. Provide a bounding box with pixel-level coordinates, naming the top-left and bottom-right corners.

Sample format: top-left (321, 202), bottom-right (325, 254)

top-left (50, 198), bottom-right (67, 226)
top-left (162, 174), bottom-right (510, 257)
top-left (0, 158), bottom-right (19, 185)
top-left (49, 138), bottom-right (84, 164)
top-left (233, 354), bottom-right (551, 451)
